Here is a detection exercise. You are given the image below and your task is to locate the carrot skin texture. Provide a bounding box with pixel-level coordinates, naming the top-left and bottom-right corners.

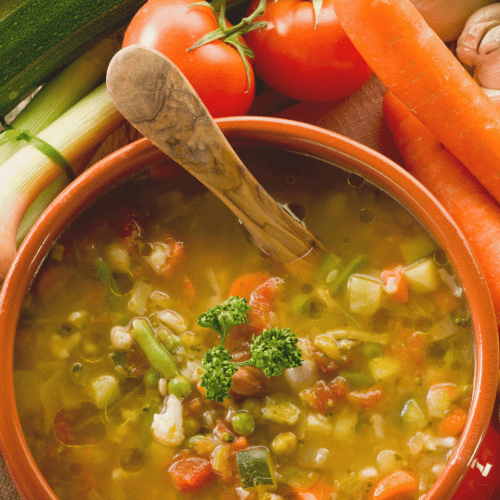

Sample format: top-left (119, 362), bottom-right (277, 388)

top-left (331, 0), bottom-right (500, 206)
top-left (383, 91), bottom-right (500, 325)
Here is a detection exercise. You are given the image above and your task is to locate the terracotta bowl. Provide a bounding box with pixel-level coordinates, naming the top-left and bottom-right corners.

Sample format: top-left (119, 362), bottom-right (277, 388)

top-left (0, 116), bottom-right (497, 500)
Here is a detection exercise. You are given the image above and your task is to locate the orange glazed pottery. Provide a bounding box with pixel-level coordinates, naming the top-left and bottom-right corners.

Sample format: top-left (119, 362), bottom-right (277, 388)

top-left (0, 117), bottom-right (497, 500)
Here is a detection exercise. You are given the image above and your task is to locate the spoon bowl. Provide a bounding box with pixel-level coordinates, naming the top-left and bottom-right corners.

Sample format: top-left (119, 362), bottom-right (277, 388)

top-left (106, 45), bottom-right (325, 275)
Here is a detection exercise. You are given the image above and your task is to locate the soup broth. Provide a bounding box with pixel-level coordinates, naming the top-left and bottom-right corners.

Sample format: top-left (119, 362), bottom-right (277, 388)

top-left (14, 147), bottom-right (475, 500)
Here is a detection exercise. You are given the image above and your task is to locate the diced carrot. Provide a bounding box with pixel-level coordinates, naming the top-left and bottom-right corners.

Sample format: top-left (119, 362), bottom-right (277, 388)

top-left (168, 456), bottom-right (214, 492)
top-left (438, 407), bottom-right (468, 437)
top-left (182, 275), bottom-right (196, 304)
top-left (369, 470), bottom-right (419, 500)
top-left (228, 272), bottom-right (271, 299)
top-left (431, 287), bottom-right (459, 314)
top-left (381, 266), bottom-right (409, 303)
top-left (399, 331), bottom-right (427, 367)
top-left (231, 436), bottom-right (249, 452)
top-left (289, 478), bottom-right (335, 500)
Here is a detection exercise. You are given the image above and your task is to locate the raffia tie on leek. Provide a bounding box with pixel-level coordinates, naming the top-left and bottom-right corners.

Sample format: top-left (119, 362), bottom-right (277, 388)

top-left (0, 35), bottom-right (125, 279)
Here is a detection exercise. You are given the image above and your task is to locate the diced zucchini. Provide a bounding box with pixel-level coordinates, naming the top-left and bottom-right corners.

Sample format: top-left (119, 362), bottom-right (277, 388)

top-left (236, 446), bottom-right (277, 490)
top-left (313, 333), bottom-right (342, 361)
top-left (401, 399), bottom-right (427, 430)
top-left (400, 234), bottom-right (437, 264)
top-left (262, 395), bottom-right (301, 425)
top-left (340, 371), bottom-right (375, 388)
top-left (403, 258), bottom-right (439, 293)
top-left (427, 383), bottom-right (458, 418)
top-left (369, 356), bottom-right (400, 381)
top-left (348, 275), bottom-right (383, 316)
top-left (91, 374), bottom-right (120, 409)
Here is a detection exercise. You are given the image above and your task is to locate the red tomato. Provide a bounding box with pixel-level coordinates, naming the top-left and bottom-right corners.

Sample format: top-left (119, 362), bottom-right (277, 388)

top-left (123, 0), bottom-right (255, 117)
top-left (244, 0), bottom-right (373, 102)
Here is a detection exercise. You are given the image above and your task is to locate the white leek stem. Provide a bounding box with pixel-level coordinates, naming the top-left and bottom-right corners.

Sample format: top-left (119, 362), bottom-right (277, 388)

top-left (0, 84), bottom-right (125, 279)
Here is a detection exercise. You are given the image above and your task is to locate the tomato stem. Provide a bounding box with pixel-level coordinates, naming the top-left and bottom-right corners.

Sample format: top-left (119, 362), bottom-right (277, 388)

top-left (187, 0), bottom-right (268, 92)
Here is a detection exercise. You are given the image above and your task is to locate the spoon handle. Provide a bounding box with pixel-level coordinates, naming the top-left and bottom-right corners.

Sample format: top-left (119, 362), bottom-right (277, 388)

top-left (106, 45), bottom-right (324, 270)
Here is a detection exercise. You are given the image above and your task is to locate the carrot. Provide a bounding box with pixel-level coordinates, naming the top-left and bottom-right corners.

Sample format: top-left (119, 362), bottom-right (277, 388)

top-left (383, 90), bottom-right (500, 325)
top-left (168, 456), bottom-right (214, 492)
top-left (438, 407), bottom-right (468, 437)
top-left (331, 0), bottom-right (500, 206)
top-left (369, 470), bottom-right (419, 500)
top-left (381, 265), bottom-right (408, 303)
top-left (231, 436), bottom-right (249, 452)
top-left (289, 478), bottom-right (335, 500)
top-left (228, 272), bottom-right (271, 299)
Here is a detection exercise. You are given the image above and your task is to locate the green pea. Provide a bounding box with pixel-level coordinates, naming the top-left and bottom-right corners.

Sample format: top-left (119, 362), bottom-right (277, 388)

top-left (144, 368), bottom-right (161, 388)
top-left (232, 411), bottom-right (255, 436)
top-left (168, 375), bottom-right (192, 399)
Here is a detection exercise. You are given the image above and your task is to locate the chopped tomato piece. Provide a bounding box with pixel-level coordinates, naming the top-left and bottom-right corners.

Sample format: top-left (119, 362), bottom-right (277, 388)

top-left (160, 238), bottom-right (185, 278)
top-left (381, 265), bottom-right (409, 303)
top-left (348, 386), bottom-right (384, 409)
top-left (301, 377), bottom-right (349, 414)
top-left (312, 349), bottom-right (353, 375)
top-left (248, 277), bottom-right (285, 331)
top-left (168, 456), bottom-right (214, 492)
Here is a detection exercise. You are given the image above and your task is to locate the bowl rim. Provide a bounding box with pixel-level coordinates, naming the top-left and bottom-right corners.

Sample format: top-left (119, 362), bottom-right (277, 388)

top-left (0, 115), bottom-right (497, 500)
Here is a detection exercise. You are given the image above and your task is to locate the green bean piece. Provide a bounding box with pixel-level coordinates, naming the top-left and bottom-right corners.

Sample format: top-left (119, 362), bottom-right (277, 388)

top-left (316, 252), bottom-right (342, 280)
top-left (232, 411), bottom-right (255, 436)
top-left (168, 375), bottom-right (192, 399)
top-left (130, 318), bottom-right (179, 380)
top-left (328, 255), bottom-right (369, 296)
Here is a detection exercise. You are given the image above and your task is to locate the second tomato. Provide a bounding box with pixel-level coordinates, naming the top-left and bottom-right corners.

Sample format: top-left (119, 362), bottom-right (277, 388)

top-left (244, 0), bottom-right (373, 102)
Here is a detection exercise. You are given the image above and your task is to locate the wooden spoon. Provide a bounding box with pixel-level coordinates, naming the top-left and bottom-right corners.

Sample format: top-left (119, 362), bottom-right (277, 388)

top-left (106, 45), bottom-right (325, 274)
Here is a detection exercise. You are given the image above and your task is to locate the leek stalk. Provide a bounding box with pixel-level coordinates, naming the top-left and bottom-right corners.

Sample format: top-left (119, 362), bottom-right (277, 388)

top-left (0, 35), bottom-right (121, 249)
top-left (0, 84), bottom-right (124, 279)
top-left (0, 35), bottom-right (121, 164)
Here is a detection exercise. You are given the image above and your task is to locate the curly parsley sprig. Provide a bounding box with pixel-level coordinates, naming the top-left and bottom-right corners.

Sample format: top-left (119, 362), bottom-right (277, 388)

top-left (198, 296), bottom-right (303, 402)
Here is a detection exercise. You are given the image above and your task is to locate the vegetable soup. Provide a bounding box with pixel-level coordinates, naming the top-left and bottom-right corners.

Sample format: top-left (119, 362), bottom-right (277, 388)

top-left (14, 147), bottom-right (475, 500)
